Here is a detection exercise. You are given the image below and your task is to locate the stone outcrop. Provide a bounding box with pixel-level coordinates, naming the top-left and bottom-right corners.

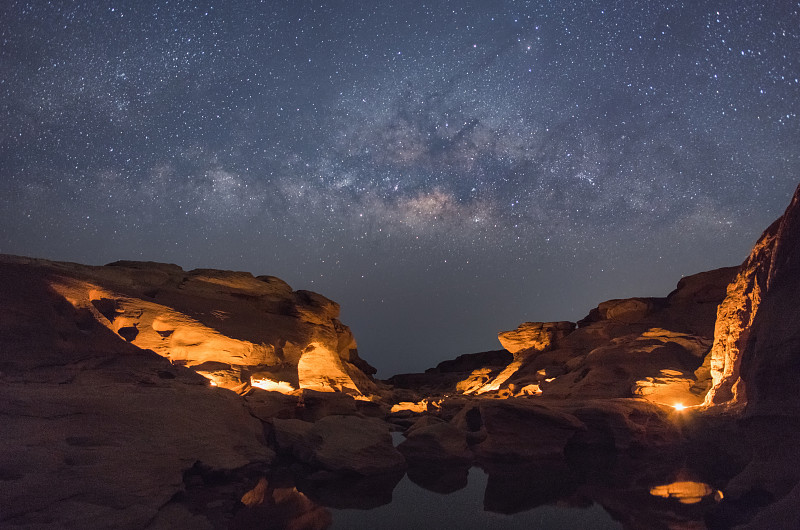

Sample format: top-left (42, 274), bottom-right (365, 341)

top-left (0, 254), bottom-right (381, 529)
top-left (427, 268), bottom-right (734, 403)
top-left (700, 184), bottom-right (800, 528)
top-left (0, 254), bottom-right (377, 395)
top-left (386, 349), bottom-right (512, 395)
top-left (0, 350), bottom-right (272, 530)
top-left (704, 183), bottom-right (800, 411)
top-left (398, 418), bottom-right (473, 464)
top-left (464, 399), bottom-right (586, 460)
top-left (497, 321), bottom-right (575, 355)
top-left (390, 267), bottom-right (735, 405)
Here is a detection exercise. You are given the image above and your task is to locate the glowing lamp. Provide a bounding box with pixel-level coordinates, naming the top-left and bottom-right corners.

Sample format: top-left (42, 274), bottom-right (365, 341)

top-left (673, 403), bottom-right (686, 411)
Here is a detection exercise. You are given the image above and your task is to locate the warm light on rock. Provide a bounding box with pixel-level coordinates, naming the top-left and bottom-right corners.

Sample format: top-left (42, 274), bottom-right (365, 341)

top-left (517, 384), bottom-right (542, 396)
top-left (391, 400), bottom-right (429, 413)
top-left (251, 376), bottom-right (295, 394)
top-left (673, 403), bottom-right (686, 411)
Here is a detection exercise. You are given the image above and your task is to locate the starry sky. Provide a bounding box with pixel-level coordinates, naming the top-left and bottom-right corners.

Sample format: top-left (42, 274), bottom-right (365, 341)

top-left (2, 1), bottom-right (799, 376)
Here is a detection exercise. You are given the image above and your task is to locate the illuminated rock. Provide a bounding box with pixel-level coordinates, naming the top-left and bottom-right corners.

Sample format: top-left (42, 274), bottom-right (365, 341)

top-left (390, 400), bottom-right (430, 413)
top-left (704, 182), bottom-right (800, 412)
top-left (495, 268), bottom-right (734, 402)
top-left (455, 367), bottom-right (498, 394)
top-left (695, 185), bottom-right (800, 530)
top-left (386, 349), bottom-right (512, 395)
top-left (0, 255), bottom-right (377, 396)
top-left (701, 221), bottom-right (780, 406)
top-left (632, 368), bottom-right (704, 407)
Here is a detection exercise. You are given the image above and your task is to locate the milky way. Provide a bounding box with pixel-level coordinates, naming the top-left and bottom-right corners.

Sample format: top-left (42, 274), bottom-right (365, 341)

top-left (2, 1), bottom-right (799, 375)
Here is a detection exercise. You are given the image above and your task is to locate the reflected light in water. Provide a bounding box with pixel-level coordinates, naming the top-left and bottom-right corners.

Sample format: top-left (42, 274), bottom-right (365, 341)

top-left (649, 481), bottom-right (716, 504)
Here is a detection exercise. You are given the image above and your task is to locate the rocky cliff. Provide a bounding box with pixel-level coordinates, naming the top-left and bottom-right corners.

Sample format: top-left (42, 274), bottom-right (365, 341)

top-left (703, 183), bottom-right (800, 413)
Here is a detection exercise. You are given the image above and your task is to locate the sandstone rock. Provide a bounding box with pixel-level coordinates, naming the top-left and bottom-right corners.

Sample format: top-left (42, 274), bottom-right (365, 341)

top-left (0, 254), bottom-right (377, 395)
top-left (597, 298), bottom-right (656, 323)
top-left (432, 349), bottom-right (513, 373)
top-left (471, 399), bottom-right (585, 460)
top-left (412, 267), bottom-right (735, 403)
top-left (542, 328), bottom-right (712, 403)
top-left (497, 321), bottom-right (575, 355)
top-left (385, 349), bottom-right (512, 395)
top-left (702, 183), bottom-right (800, 410)
top-left (398, 421), bottom-right (473, 464)
top-left (701, 226), bottom-right (781, 406)
top-left (271, 416), bottom-right (406, 475)
top-left (564, 399), bottom-right (680, 450)
top-left (0, 358), bottom-right (272, 530)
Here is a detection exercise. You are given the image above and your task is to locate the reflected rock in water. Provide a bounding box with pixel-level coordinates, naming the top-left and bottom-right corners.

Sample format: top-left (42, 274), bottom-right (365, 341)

top-left (406, 463), bottom-right (470, 494)
top-left (299, 470), bottom-right (405, 509)
top-left (231, 477), bottom-right (332, 530)
top-left (481, 459), bottom-right (580, 514)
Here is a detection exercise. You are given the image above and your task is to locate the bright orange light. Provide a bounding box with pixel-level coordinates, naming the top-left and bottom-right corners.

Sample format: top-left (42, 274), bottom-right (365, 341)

top-left (390, 400), bottom-right (429, 413)
top-left (673, 403), bottom-right (686, 411)
top-left (251, 376), bottom-right (295, 394)
top-left (649, 481), bottom-right (714, 504)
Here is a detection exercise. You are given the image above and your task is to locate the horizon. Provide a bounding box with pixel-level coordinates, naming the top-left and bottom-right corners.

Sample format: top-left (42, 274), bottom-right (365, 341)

top-left (2, 1), bottom-right (798, 377)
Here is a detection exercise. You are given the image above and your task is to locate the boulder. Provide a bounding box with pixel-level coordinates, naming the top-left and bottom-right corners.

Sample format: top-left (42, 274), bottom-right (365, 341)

top-left (398, 421), bottom-right (473, 464)
top-left (497, 321), bottom-right (575, 355)
top-left (471, 399), bottom-right (585, 460)
top-left (271, 416), bottom-right (406, 475)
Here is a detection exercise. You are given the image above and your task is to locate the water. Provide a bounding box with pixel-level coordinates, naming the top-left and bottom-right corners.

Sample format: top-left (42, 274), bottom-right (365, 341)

top-left (330, 467), bottom-right (621, 529)
top-left (178, 445), bottom-right (726, 529)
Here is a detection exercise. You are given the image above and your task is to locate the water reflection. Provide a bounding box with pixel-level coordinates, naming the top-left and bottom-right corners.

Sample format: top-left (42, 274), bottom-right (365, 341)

top-left (174, 449), bottom-right (730, 529)
top-left (330, 467), bottom-right (621, 530)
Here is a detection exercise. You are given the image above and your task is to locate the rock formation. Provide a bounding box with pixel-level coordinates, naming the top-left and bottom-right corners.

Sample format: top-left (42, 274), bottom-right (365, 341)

top-left (0, 254), bottom-right (383, 529)
top-left (389, 267), bottom-right (736, 406)
top-left (0, 255), bottom-right (377, 395)
top-left (703, 183), bottom-right (800, 411)
top-left (4, 183), bottom-right (800, 529)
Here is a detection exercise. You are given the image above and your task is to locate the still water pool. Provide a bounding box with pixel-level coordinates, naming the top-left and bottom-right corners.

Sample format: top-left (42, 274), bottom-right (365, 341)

top-left (330, 467), bottom-right (621, 529)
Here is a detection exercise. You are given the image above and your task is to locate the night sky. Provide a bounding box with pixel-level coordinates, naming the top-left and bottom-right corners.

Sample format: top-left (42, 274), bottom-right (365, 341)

top-left (2, 1), bottom-right (799, 376)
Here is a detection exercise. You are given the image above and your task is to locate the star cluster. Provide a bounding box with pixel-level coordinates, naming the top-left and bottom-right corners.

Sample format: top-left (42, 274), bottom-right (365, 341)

top-left (2, 1), bottom-right (799, 375)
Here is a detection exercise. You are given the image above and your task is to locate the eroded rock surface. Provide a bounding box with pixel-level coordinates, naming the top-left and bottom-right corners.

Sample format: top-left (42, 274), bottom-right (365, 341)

top-left (0, 255), bottom-right (378, 529)
top-left (0, 255), bottom-right (377, 395)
